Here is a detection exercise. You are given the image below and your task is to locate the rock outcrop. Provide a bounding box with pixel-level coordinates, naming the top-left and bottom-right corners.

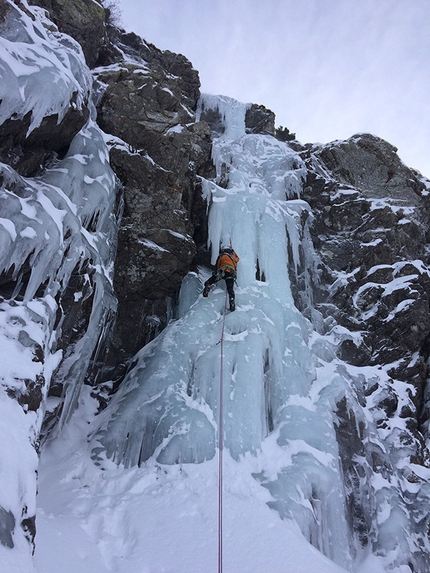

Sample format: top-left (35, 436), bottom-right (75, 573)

top-left (300, 133), bottom-right (430, 375)
top-left (93, 29), bottom-right (214, 378)
top-left (293, 133), bottom-right (430, 553)
top-left (0, 0), bottom-right (92, 176)
top-left (245, 103), bottom-right (276, 135)
top-left (27, 0), bottom-right (106, 68)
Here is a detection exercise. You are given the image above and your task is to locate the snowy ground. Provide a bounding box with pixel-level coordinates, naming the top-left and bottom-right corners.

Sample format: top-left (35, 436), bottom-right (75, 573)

top-left (34, 386), bottom-right (352, 573)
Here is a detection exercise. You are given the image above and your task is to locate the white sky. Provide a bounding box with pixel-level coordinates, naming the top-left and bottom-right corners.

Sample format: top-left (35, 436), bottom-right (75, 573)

top-left (116, 0), bottom-right (430, 178)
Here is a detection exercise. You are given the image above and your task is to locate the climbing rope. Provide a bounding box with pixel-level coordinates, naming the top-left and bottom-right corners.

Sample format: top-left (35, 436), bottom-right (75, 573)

top-left (218, 291), bottom-right (228, 573)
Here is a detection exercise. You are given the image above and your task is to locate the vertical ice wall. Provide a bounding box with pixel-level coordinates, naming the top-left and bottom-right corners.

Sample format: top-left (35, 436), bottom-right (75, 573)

top-left (96, 95), bottom-right (352, 568)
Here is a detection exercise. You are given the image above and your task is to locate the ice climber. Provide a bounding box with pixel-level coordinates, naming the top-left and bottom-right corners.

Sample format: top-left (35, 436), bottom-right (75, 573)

top-left (203, 246), bottom-right (240, 311)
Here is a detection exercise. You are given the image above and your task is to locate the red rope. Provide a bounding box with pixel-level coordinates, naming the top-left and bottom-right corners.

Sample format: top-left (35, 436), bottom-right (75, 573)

top-left (218, 292), bottom-right (228, 573)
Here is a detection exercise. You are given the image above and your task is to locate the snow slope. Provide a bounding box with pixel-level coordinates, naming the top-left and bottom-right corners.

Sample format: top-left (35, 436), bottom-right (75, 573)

top-left (34, 386), bottom-right (351, 573)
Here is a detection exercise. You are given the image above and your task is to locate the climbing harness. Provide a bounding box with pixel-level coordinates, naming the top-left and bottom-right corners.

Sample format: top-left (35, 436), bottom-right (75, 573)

top-left (217, 290), bottom-right (228, 573)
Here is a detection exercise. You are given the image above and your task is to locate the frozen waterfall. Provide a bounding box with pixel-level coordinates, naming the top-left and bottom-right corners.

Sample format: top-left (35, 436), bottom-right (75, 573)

top-left (2, 3), bottom-right (429, 571)
top-left (95, 95), bottom-right (353, 568)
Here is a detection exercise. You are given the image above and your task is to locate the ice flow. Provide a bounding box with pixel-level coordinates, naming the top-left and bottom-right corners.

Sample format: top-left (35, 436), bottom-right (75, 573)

top-left (96, 94), bottom-right (352, 568)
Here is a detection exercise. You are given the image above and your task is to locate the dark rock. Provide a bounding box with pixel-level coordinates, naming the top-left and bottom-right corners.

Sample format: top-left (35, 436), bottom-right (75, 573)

top-left (95, 62), bottom-right (200, 160)
top-left (334, 397), bottom-right (370, 546)
top-left (338, 338), bottom-right (372, 366)
top-left (0, 103), bottom-right (90, 176)
top-left (159, 49), bottom-right (201, 110)
top-left (97, 29), bottom-right (201, 109)
top-left (27, 0), bottom-right (106, 68)
top-left (0, 0), bottom-right (10, 24)
top-left (0, 506), bottom-right (15, 548)
top-left (21, 514), bottom-right (36, 553)
top-left (245, 103), bottom-right (276, 136)
top-left (94, 55), bottom-right (212, 375)
top-left (313, 133), bottom-right (426, 201)
top-left (6, 374), bottom-right (45, 413)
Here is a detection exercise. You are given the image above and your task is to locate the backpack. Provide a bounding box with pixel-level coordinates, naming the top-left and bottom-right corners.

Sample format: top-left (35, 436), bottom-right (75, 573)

top-left (216, 249), bottom-right (239, 274)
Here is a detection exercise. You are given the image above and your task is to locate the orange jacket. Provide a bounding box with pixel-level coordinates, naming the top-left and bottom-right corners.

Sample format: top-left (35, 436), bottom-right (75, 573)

top-left (216, 250), bottom-right (239, 273)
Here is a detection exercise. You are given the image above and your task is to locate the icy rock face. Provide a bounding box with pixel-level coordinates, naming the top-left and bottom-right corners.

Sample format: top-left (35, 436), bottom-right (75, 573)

top-left (27, 0), bottom-right (106, 68)
top-left (301, 134), bottom-right (430, 380)
top-left (2, 3), bottom-right (430, 570)
top-left (92, 30), bottom-right (213, 378)
top-left (0, 0), bottom-right (93, 176)
top-left (0, 0), bottom-right (118, 558)
top-left (299, 134), bottom-right (430, 570)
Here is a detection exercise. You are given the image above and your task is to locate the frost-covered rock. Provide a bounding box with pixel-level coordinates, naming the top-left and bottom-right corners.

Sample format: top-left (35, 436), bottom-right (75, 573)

top-left (301, 136), bottom-right (430, 369)
top-left (311, 133), bottom-right (426, 200)
top-left (295, 133), bottom-right (430, 571)
top-left (0, 1), bottom-right (118, 564)
top-left (92, 36), bottom-right (213, 377)
top-left (0, 0), bottom-right (93, 175)
top-left (27, 0), bottom-right (106, 68)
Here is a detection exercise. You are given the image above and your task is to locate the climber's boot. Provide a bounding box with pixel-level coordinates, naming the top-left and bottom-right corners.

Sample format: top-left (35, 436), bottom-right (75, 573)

top-left (229, 295), bottom-right (235, 312)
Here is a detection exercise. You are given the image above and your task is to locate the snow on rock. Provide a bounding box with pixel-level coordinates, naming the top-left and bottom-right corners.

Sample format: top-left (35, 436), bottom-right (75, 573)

top-left (1, 7), bottom-right (430, 570)
top-left (0, 0), bottom-right (91, 134)
top-left (0, 2), bottom-right (118, 568)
